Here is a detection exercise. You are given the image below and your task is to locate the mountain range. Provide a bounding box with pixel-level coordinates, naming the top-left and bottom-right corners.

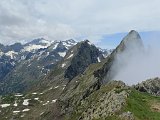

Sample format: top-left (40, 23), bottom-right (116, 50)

top-left (0, 38), bottom-right (110, 94)
top-left (0, 30), bottom-right (160, 120)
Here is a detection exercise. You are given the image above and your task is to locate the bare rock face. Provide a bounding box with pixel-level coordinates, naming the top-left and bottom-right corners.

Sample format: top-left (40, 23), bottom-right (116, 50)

top-left (64, 40), bottom-right (104, 80)
top-left (134, 77), bottom-right (160, 96)
top-left (80, 90), bottom-right (128, 120)
top-left (78, 81), bottom-right (130, 120)
top-left (121, 30), bottom-right (143, 51)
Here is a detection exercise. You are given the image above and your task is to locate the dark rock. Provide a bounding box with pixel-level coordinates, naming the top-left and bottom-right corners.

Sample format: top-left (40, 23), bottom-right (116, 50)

top-left (64, 40), bottom-right (103, 80)
top-left (134, 77), bottom-right (160, 96)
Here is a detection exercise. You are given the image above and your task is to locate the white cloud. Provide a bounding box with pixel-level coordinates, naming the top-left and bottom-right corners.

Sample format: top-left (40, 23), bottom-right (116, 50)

top-left (110, 37), bottom-right (160, 85)
top-left (0, 0), bottom-right (160, 44)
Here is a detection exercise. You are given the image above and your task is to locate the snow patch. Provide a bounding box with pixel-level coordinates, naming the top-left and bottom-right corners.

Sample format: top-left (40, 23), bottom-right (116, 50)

top-left (97, 57), bottom-right (101, 62)
top-left (46, 52), bottom-right (50, 56)
top-left (11, 62), bottom-right (16, 66)
top-left (67, 54), bottom-right (73, 59)
top-left (23, 99), bottom-right (31, 106)
top-left (40, 112), bottom-right (45, 115)
top-left (1, 104), bottom-right (10, 108)
top-left (52, 43), bottom-right (59, 49)
top-left (41, 39), bottom-right (51, 45)
top-left (14, 101), bottom-right (18, 107)
top-left (58, 52), bottom-right (66, 57)
top-left (24, 45), bottom-right (48, 52)
top-left (87, 41), bottom-right (92, 45)
top-left (43, 101), bottom-right (49, 106)
top-left (15, 93), bottom-right (23, 97)
top-left (40, 92), bottom-right (44, 95)
top-left (21, 115), bottom-right (25, 118)
top-left (0, 51), bottom-right (4, 56)
top-left (54, 86), bottom-right (59, 89)
top-left (51, 99), bottom-right (57, 103)
top-left (34, 98), bottom-right (39, 100)
top-left (22, 109), bottom-right (30, 112)
top-left (21, 55), bottom-right (26, 60)
top-left (13, 111), bottom-right (20, 113)
top-left (48, 87), bottom-right (53, 90)
top-left (62, 87), bottom-right (65, 90)
top-left (5, 51), bottom-right (18, 59)
top-left (27, 64), bottom-right (31, 67)
top-left (61, 63), bottom-right (66, 68)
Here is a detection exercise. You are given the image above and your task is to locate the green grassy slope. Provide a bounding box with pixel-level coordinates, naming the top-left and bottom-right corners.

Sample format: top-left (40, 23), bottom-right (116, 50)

top-left (124, 89), bottom-right (160, 120)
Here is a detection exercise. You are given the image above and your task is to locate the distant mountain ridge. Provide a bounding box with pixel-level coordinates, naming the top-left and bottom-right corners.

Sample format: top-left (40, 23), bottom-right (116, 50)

top-left (0, 38), bottom-right (110, 94)
top-left (0, 38), bottom-right (77, 94)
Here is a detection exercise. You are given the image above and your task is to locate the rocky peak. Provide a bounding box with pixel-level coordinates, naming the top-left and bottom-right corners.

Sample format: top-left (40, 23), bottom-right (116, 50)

top-left (63, 39), bottom-right (77, 46)
top-left (25, 38), bottom-right (51, 46)
top-left (0, 43), bottom-right (24, 53)
top-left (55, 41), bottom-right (68, 52)
top-left (48, 39), bottom-right (77, 51)
top-left (123, 30), bottom-right (142, 43)
top-left (94, 30), bottom-right (144, 83)
top-left (8, 43), bottom-right (24, 52)
top-left (63, 40), bottom-right (103, 80)
top-left (117, 30), bottom-right (144, 53)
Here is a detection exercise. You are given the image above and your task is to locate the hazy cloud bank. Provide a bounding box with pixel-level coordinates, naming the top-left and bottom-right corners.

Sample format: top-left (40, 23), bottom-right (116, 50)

top-left (111, 39), bottom-right (160, 85)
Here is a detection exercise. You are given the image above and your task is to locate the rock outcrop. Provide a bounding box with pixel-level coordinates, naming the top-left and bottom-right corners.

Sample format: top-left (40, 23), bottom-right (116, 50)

top-left (79, 86), bottom-right (129, 120)
top-left (134, 77), bottom-right (160, 96)
top-left (64, 40), bottom-right (104, 80)
top-left (94, 30), bottom-right (144, 83)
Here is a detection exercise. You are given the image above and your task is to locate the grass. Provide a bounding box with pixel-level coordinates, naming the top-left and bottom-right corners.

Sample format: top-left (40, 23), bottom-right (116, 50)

top-left (69, 87), bottom-right (160, 120)
top-left (2, 95), bottom-right (15, 103)
top-left (124, 89), bottom-right (160, 120)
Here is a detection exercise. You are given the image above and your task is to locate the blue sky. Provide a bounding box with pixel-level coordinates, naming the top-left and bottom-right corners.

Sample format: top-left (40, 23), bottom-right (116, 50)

top-left (95, 31), bottom-right (160, 49)
top-left (95, 33), bottom-right (127, 49)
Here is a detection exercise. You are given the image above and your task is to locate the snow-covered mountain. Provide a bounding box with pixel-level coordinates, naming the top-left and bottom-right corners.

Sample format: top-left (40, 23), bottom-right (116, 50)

top-left (98, 48), bottom-right (113, 58)
top-left (23, 38), bottom-right (52, 52)
top-left (0, 39), bottom-right (77, 82)
top-left (0, 38), bottom-right (76, 60)
top-left (0, 38), bottom-right (111, 94)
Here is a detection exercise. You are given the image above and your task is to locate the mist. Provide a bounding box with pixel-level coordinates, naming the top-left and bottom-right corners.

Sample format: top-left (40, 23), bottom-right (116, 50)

top-left (111, 39), bottom-right (160, 85)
